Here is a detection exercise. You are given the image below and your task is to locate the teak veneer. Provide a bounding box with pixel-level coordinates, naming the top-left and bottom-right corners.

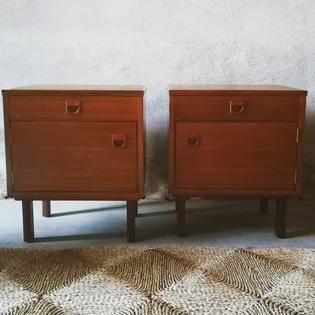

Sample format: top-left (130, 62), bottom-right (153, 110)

top-left (2, 85), bottom-right (145, 242)
top-left (169, 85), bottom-right (307, 238)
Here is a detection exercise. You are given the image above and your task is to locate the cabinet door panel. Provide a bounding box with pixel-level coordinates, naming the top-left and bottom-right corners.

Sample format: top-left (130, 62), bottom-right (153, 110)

top-left (175, 122), bottom-right (297, 191)
top-left (11, 122), bottom-right (138, 192)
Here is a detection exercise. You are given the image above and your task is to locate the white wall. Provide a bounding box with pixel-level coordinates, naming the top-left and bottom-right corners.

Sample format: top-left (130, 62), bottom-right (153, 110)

top-left (1, 0), bottom-right (315, 198)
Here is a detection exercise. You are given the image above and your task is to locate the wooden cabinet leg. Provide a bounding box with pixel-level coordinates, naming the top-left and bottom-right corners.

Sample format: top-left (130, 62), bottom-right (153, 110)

top-left (127, 201), bottom-right (137, 242)
top-left (275, 198), bottom-right (287, 238)
top-left (42, 200), bottom-right (51, 217)
top-left (176, 197), bottom-right (186, 237)
top-left (260, 198), bottom-right (268, 214)
top-left (22, 200), bottom-right (34, 242)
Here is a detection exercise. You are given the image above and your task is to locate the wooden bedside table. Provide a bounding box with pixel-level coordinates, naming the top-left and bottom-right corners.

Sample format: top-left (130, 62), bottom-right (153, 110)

top-left (169, 85), bottom-right (307, 238)
top-left (2, 85), bottom-right (145, 242)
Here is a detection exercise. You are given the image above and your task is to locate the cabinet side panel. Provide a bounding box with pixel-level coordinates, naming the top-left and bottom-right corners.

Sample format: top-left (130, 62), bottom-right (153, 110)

top-left (3, 94), bottom-right (12, 197)
top-left (296, 95), bottom-right (306, 197)
top-left (168, 96), bottom-right (175, 194)
top-left (137, 96), bottom-right (145, 198)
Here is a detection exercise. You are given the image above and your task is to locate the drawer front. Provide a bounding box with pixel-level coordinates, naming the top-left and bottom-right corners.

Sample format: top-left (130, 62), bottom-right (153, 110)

top-left (9, 95), bottom-right (141, 121)
top-left (172, 95), bottom-right (300, 121)
top-left (11, 122), bottom-right (138, 192)
top-left (175, 122), bottom-right (298, 191)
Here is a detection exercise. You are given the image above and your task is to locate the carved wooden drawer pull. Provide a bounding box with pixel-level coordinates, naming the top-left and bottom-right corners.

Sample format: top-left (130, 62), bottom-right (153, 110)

top-left (66, 100), bottom-right (81, 115)
top-left (230, 101), bottom-right (245, 114)
top-left (187, 135), bottom-right (200, 146)
top-left (112, 134), bottom-right (127, 148)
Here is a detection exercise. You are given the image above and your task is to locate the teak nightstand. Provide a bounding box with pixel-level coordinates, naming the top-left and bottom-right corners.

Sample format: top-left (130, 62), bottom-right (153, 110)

top-left (169, 85), bottom-right (307, 238)
top-left (2, 85), bottom-right (145, 242)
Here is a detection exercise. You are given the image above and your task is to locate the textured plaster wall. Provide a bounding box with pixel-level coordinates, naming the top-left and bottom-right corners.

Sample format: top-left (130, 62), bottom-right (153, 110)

top-left (0, 0), bottom-right (315, 199)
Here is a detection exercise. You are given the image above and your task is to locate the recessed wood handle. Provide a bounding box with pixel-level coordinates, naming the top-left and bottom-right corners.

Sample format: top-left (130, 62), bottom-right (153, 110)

top-left (112, 134), bottom-right (127, 148)
top-left (230, 101), bottom-right (245, 114)
top-left (66, 101), bottom-right (81, 115)
top-left (187, 135), bottom-right (200, 146)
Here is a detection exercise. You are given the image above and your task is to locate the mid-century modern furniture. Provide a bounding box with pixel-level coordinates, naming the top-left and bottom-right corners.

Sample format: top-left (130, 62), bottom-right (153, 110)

top-left (2, 85), bottom-right (145, 242)
top-left (169, 85), bottom-right (307, 238)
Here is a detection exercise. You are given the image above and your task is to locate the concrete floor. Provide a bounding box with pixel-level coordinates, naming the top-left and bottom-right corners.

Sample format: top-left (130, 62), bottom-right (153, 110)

top-left (0, 198), bottom-right (314, 248)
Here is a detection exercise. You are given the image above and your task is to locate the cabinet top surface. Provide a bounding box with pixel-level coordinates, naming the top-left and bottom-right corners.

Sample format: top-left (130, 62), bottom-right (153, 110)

top-left (2, 85), bottom-right (145, 96)
top-left (170, 85), bottom-right (307, 96)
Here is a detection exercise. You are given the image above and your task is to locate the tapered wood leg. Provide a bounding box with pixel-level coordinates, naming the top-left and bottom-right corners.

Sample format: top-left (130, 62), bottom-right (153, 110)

top-left (127, 201), bottom-right (137, 242)
top-left (42, 200), bottom-right (51, 217)
top-left (275, 198), bottom-right (287, 238)
top-left (22, 200), bottom-right (34, 242)
top-left (260, 198), bottom-right (268, 214)
top-left (176, 197), bottom-right (186, 237)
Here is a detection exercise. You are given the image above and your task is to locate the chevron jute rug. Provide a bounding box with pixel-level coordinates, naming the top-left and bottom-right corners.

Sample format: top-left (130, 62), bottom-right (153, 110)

top-left (0, 246), bottom-right (314, 315)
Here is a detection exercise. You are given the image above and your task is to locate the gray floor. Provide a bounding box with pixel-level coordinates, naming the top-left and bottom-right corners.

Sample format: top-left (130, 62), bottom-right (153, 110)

top-left (0, 198), bottom-right (314, 249)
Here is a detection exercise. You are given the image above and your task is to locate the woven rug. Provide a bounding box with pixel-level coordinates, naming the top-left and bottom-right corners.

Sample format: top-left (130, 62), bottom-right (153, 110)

top-left (0, 247), bottom-right (314, 315)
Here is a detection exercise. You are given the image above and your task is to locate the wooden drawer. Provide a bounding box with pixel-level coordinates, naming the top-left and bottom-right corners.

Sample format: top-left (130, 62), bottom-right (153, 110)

top-left (11, 122), bottom-right (138, 192)
top-left (174, 122), bottom-right (298, 192)
top-left (9, 95), bottom-right (141, 122)
top-left (171, 95), bottom-right (300, 122)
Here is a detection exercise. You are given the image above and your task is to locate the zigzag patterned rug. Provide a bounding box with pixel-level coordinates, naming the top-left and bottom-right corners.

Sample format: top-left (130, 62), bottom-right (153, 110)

top-left (0, 246), bottom-right (314, 314)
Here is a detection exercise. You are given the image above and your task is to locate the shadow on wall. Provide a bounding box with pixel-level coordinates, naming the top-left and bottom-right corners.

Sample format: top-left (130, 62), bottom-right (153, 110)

top-left (303, 160), bottom-right (315, 199)
top-left (303, 104), bottom-right (315, 199)
top-left (145, 127), bottom-right (168, 199)
top-left (0, 127), bottom-right (6, 197)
